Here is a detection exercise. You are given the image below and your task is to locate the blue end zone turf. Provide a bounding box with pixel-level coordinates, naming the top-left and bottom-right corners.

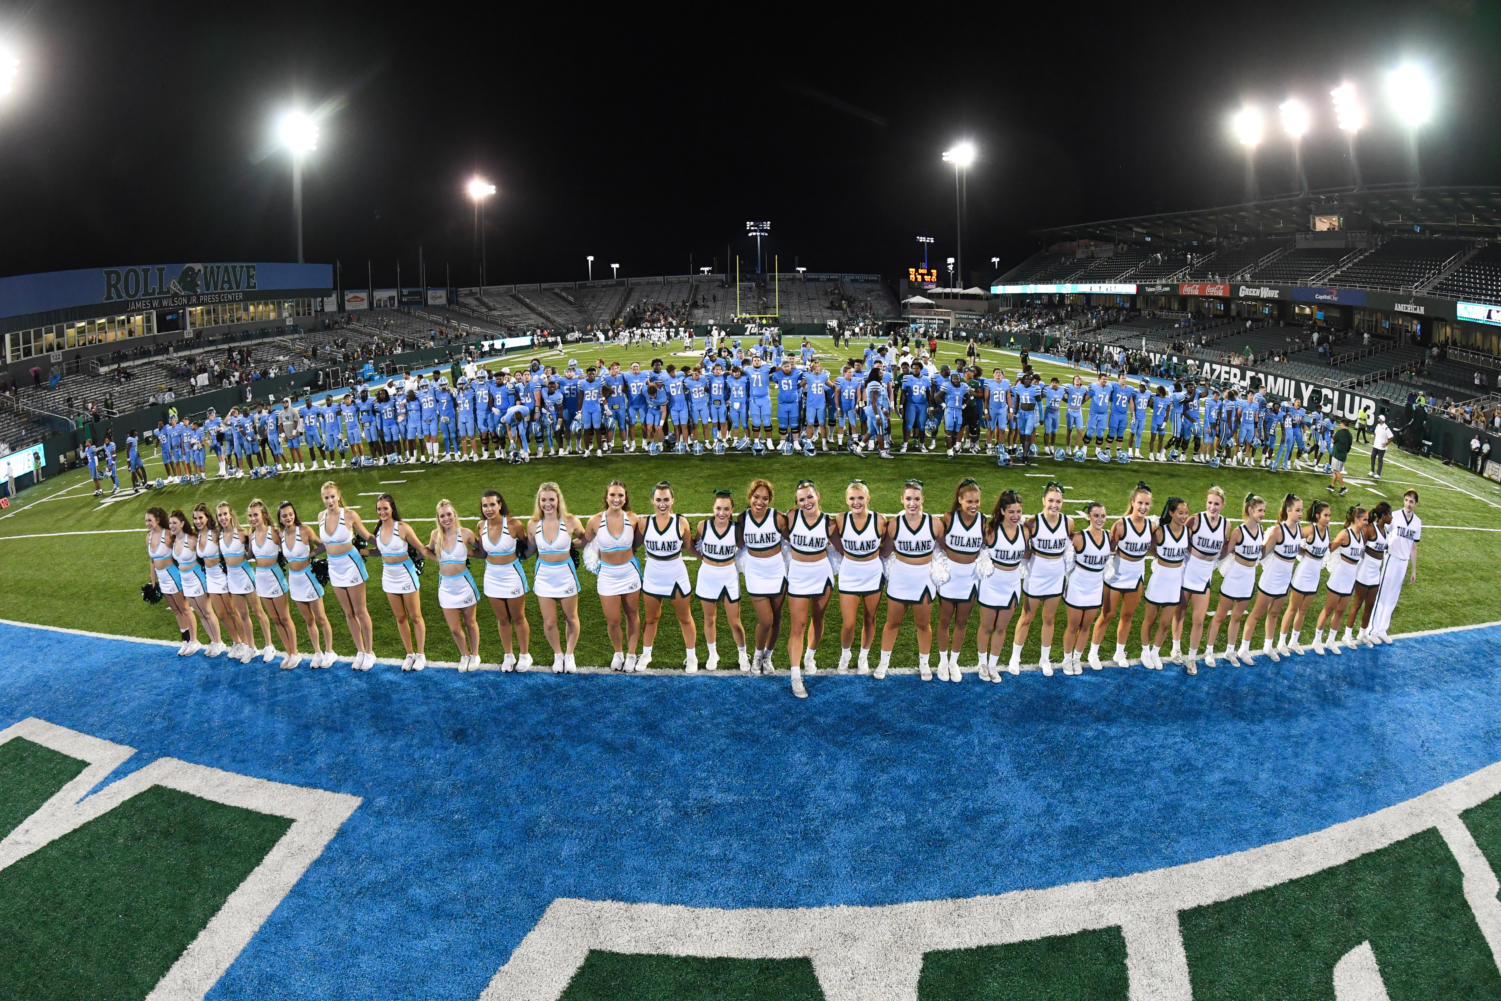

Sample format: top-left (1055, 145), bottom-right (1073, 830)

top-left (2, 621), bottom-right (1499, 999)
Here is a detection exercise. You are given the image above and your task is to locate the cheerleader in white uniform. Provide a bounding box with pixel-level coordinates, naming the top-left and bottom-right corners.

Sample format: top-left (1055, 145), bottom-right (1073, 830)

top-left (246, 499), bottom-right (299, 668)
top-left (1280, 499), bottom-right (1332, 655)
top-left (190, 504), bottom-right (232, 658)
top-left (280, 501), bottom-right (336, 669)
top-left (318, 482), bottom-right (378, 671)
top-left (1008, 482), bottom-right (1071, 677)
top-left (1091, 483), bottom-right (1154, 669)
top-left (373, 492), bottom-right (429, 671)
top-left (739, 478), bottom-right (787, 674)
top-left (637, 481), bottom-right (698, 674)
top-left (169, 510), bottom-right (225, 659)
top-left (1061, 501), bottom-right (1111, 675)
top-left (528, 482), bottom-right (585, 673)
top-left (145, 506), bottom-right (199, 653)
top-left (877, 479), bottom-right (935, 680)
top-left (1239, 493), bottom-right (1302, 663)
top-left (428, 498), bottom-right (483, 671)
top-left (1342, 502), bottom-right (1391, 648)
top-left (584, 480), bottom-right (643, 671)
top-left (1204, 493), bottom-right (1266, 667)
top-left (213, 502), bottom-right (262, 663)
top-left (694, 489), bottom-right (750, 673)
top-left (1178, 487), bottom-right (1228, 672)
top-left (1313, 505), bottom-right (1367, 656)
top-left (976, 490), bottom-right (1027, 682)
top-left (831, 479), bottom-right (884, 675)
top-left (783, 480), bottom-right (834, 698)
top-left (1369, 490), bottom-right (1421, 643)
top-left (934, 478), bottom-right (985, 684)
top-left (478, 488), bottom-right (532, 673)
top-left (1138, 497), bottom-right (1190, 671)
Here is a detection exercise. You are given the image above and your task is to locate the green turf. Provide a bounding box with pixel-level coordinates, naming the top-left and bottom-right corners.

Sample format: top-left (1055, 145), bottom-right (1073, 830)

top-left (1179, 827), bottom-right (1501, 1000)
top-left (1460, 792), bottom-right (1501, 886)
top-left (1, 341), bottom-right (1497, 668)
top-left (0, 738), bottom-right (88, 841)
top-left (0, 784), bottom-right (291, 1001)
top-left (559, 950), bottom-right (824, 1001)
top-left (917, 927), bottom-right (1130, 1000)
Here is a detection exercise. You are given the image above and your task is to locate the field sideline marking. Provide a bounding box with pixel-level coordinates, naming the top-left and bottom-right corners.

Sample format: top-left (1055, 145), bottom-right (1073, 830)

top-left (0, 478), bottom-right (92, 520)
top-left (1, 616), bottom-right (1496, 676)
top-left (482, 748), bottom-right (1501, 1001)
top-left (0, 717), bottom-right (360, 1001)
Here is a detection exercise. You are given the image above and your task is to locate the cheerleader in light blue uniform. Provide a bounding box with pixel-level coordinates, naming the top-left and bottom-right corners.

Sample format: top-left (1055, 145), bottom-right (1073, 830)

top-left (279, 500), bottom-right (336, 670)
top-left (429, 498), bottom-right (483, 672)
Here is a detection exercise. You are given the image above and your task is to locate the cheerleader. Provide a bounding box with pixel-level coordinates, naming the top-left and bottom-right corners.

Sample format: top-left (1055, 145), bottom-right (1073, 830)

top-left (1008, 482), bottom-right (1070, 677)
top-left (373, 492), bottom-right (429, 671)
top-left (877, 479), bottom-right (935, 679)
top-left (1312, 505), bottom-right (1367, 655)
top-left (1090, 482), bottom-right (1154, 669)
top-left (169, 508), bottom-right (225, 657)
top-left (211, 504), bottom-right (258, 660)
top-left (279, 501), bottom-right (336, 669)
top-left (583, 480), bottom-right (643, 671)
top-left (1061, 501), bottom-right (1111, 675)
top-left (1179, 486), bottom-right (1229, 671)
top-left (428, 498), bottom-right (483, 671)
top-left (976, 489), bottom-right (1027, 681)
top-left (191, 503), bottom-right (236, 658)
top-left (478, 488), bottom-right (532, 672)
top-left (637, 481), bottom-right (698, 673)
top-left (934, 478), bottom-right (985, 683)
top-left (246, 499), bottom-right (299, 668)
top-left (1368, 490), bottom-right (1420, 644)
top-left (318, 482), bottom-right (378, 671)
top-left (528, 482), bottom-right (584, 673)
top-left (740, 478), bottom-right (788, 674)
top-left (1138, 497), bottom-right (1189, 671)
top-left (217, 502), bottom-right (275, 663)
top-left (145, 507), bottom-right (200, 654)
top-left (1204, 494), bottom-right (1266, 667)
top-left (1279, 499), bottom-right (1332, 654)
top-left (694, 489), bottom-right (750, 673)
top-left (1240, 493), bottom-right (1303, 663)
top-left (1341, 501), bottom-right (1391, 648)
top-left (784, 479), bottom-right (835, 698)
top-left (830, 479), bottom-right (885, 675)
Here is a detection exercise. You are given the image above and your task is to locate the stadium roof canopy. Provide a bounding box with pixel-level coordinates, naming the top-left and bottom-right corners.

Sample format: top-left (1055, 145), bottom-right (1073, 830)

top-left (1034, 184), bottom-right (1501, 244)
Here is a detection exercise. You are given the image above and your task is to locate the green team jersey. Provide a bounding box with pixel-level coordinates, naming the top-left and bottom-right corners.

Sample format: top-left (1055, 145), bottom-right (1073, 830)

top-left (1332, 427), bottom-right (1353, 461)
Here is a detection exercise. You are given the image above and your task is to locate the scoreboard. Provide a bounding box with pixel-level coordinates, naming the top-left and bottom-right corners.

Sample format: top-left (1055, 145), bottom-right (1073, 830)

top-left (908, 267), bottom-right (939, 287)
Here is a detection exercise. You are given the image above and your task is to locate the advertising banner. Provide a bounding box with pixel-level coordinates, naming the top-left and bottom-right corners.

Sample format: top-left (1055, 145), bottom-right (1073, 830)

top-left (1139, 284), bottom-right (1177, 295)
top-left (991, 282), bottom-right (1137, 295)
top-left (1235, 284), bottom-right (1286, 300)
top-left (1458, 301), bottom-right (1501, 327)
top-left (426, 288), bottom-right (449, 306)
top-left (399, 289), bottom-right (423, 305)
top-left (1293, 286), bottom-right (1367, 306)
top-left (1179, 283), bottom-right (1231, 298)
top-left (344, 290), bottom-right (369, 311)
top-left (0, 262), bottom-right (334, 321)
top-left (373, 288), bottom-right (398, 309)
top-left (321, 295), bottom-right (338, 313)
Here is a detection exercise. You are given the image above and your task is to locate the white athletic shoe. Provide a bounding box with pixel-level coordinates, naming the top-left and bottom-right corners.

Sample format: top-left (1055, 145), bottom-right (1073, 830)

top-left (410, 654), bottom-right (426, 671)
top-left (1276, 640), bottom-right (1291, 657)
top-left (554, 655), bottom-right (568, 674)
top-left (1205, 649), bottom-right (1218, 668)
top-left (737, 650), bottom-right (752, 673)
top-left (205, 641), bottom-right (226, 658)
top-left (919, 659), bottom-right (933, 681)
top-left (1379, 632), bottom-right (1394, 645)
top-left (1311, 638), bottom-right (1324, 656)
top-left (1112, 646), bottom-right (1129, 668)
top-left (262, 645), bottom-right (277, 663)
top-left (1238, 644), bottom-right (1255, 665)
top-left (934, 657), bottom-right (947, 682)
top-left (183, 639), bottom-right (203, 657)
top-left (836, 650), bottom-right (851, 674)
top-left (500, 653), bottom-right (517, 673)
top-left (1040, 653), bottom-right (1053, 678)
top-left (516, 654), bottom-right (532, 672)
top-left (1290, 639), bottom-right (1305, 655)
top-left (564, 655), bottom-right (578, 674)
top-left (790, 666), bottom-right (808, 699)
top-left (635, 650), bottom-right (652, 672)
top-left (705, 650), bottom-right (719, 672)
top-left (1263, 640), bottom-right (1281, 663)
top-left (280, 653), bottom-right (299, 670)
top-left (802, 649), bottom-right (816, 675)
top-left (401, 652), bottom-right (415, 672)
top-left (948, 660), bottom-right (961, 683)
top-left (857, 649), bottom-right (870, 675)
top-left (1007, 656), bottom-right (1021, 677)
top-left (977, 659), bottom-right (991, 683)
top-left (1328, 640), bottom-right (1342, 655)
top-left (609, 651), bottom-right (624, 672)
top-left (1185, 657), bottom-right (1198, 676)
top-left (1088, 651), bottom-right (1103, 671)
top-left (873, 659), bottom-right (889, 680)
top-left (685, 651), bottom-right (699, 674)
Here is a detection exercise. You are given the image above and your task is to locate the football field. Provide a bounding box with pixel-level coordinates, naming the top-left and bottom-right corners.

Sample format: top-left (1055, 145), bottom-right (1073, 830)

top-left (2, 341), bottom-right (1501, 999)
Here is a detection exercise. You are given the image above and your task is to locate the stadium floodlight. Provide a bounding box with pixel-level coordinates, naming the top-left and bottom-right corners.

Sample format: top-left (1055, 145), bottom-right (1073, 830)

top-left (942, 143), bottom-right (976, 287)
top-left (1332, 84), bottom-right (1365, 190)
top-left (610, 263), bottom-right (620, 280)
top-left (0, 42), bottom-right (18, 98)
top-left (467, 176), bottom-right (497, 288)
top-left (991, 256), bottom-right (1001, 273)
top-left (1387, 63), bottom-right (1434, 128)
top-left (1231, 106), bottom-right (1263, 147)
top-left (275, 108), bottom-right (320, 264)
top-left (1279, 99), bottom-right (1310, 139)
top-left (1331, 83), bottom-right (1364, 133)
top-left (916, 235), bottom-right (934, 269)
top-left (586, 255), bottom-right (594, 281)
top-left (796, 266), bottom-right (807, 278)
top-left (699, 266), bottom-right (712, 276)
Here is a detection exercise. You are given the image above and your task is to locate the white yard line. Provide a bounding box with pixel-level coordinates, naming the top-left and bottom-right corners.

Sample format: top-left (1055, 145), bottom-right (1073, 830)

top-left (0, 479), bottom-right (93, 520)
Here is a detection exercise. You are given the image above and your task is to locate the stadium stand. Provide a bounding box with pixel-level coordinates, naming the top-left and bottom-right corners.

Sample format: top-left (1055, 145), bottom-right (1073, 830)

top-left (1244, 246), bottom-right (1355, 284)
top-left (1429, 243), bottom-right (1501, 301)
top-left (1328, 237), bottom-right (1470, 291)
top-left (1179, 238), bottom-right (1293, 280)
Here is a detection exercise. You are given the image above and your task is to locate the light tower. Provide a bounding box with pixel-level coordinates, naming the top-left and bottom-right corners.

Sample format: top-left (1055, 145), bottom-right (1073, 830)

top-left (466, 176), bottom-right (497, 288)
top-left (1279, 98), bottom-right (1310, 195)
top-left (942, 141), bottom-right (976, 287)
top-left (746, 221), bottom-right (771, 274)
top-left (276, 109), bottom-right (320, 264)
top-left (1331, 83), bottom-right (1365, 189)
top-left (1231, 105), bottom-right (1264, 201)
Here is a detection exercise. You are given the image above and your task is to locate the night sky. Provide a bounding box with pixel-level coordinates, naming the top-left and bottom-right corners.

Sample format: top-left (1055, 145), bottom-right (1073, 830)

top-left (2, 1), bottom-right (1499, 288)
